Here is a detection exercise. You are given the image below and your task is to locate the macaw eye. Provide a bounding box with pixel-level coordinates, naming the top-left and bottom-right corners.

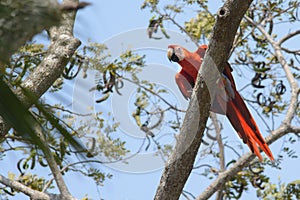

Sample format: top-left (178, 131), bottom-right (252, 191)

top-left (174, 47), bottom-right (184, 61)
top-left (175, 47), bottom-right (182, 53)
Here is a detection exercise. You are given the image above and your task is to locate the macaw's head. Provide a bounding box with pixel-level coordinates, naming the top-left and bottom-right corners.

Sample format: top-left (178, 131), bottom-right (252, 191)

top-left (167, 44), bottom-right (208, 78)
top-left (167, 45), bottom-right (186, 62)
top-left (167, 44), bottom-right (208, 63)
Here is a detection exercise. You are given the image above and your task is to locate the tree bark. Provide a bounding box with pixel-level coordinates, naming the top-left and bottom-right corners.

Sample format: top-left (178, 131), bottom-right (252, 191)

top-left (154, 0), bottom-right (253, 199)
top-left (196, 124), bottom-right (300, 200)
top-left (0, 0), bottom-right (61, 64)
top-left (0, 0), bottom-right (83, 199)
top-left (195, 13), bottom-right (300, 200)
top-left (0, 174), bottom-right (50, 200)
top-left (0, 1), bottom-right (81, 138)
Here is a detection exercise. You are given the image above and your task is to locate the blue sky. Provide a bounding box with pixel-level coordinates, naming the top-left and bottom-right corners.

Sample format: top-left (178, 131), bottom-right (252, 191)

top-left (69, 1), bottom-right (300, 199)
top-left (2, 0), bottom-right (300, 200)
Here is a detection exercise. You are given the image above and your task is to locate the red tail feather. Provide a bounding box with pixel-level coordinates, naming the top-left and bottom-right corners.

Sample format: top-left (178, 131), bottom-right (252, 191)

top-left (226, 91), bottom-right (274, 161)
top-left (168, 44), bottom-right (274, 161)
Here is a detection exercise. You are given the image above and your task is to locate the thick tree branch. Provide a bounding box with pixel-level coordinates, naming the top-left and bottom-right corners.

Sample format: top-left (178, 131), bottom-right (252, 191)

top-left (290, 126), bottom-right (300, 134)
top-left (196, 124), bottom-right (300, 200)
top-left (0, 3), bottom-right (81, 138)
top-left (154, 0), bottom-right (253, 199)
top-left (0, 173), bottom-right (50, 200)
top-left (0, 0), bottom-right (84, 199)
top-left (0, 0), bottom-right (61, 64)
top-left (0, 0), bottom-right (89, 64)
top-left (196, 14), bottom-right (300, 200)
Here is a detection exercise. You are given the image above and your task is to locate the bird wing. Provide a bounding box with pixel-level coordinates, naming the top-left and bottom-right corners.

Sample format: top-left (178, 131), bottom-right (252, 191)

top-left (222, 63), bottom-right (274, 160)
top-left (175, 70), bottom-right (194, 100)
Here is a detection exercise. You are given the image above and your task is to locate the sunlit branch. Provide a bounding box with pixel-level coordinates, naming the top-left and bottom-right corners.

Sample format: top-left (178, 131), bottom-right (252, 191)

top-left (210, 113), bottom-right (225, 200)
top-left (0, 174), bottom-right (50, 200)
top-left (197, 14), bottom-right (300, 200)
top-left (245, 15), bottom-right (299, 125)
top-left (196, 123), bottom-right (300, 200)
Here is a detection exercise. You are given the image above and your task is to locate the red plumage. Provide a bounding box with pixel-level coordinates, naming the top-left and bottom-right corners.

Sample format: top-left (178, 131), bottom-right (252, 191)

top-left (167, 44), bottom-right (274, 161)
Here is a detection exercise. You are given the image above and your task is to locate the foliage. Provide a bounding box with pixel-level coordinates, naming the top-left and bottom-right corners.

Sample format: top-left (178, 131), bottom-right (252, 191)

top-left (222, 162), bottom-right (272, 199)
top-left (257, 178), bottom-right (300, 200)
top-left (0, 42), bottom-right (138, 198)
top-left (0, 0), bottom-right (300, 199)
top-left (141, 0), bottom-right (300, 199)
top-left (82, 43), bottom-right (145, 102)
top-left (5, 43), bottom-right (44, 85)
top-left (184, 12), bottom-right (215, 41)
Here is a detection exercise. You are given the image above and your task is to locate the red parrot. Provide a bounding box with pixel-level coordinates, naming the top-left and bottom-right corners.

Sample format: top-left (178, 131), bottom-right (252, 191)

top-left (167, 44), bottom-right (274, 161)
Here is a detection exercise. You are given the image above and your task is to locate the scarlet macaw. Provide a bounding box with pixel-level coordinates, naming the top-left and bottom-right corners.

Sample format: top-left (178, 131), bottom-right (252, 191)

top-left (167, 44), bottom-right (274, 161)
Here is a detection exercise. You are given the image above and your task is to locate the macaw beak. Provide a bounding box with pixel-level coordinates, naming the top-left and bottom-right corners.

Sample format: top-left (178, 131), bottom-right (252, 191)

top-left (167, 48), bottom-right (179, 62)
top-left (167, 48), bottom-right (173, 62)
top-left (167, 48), bottom-right (174, 62)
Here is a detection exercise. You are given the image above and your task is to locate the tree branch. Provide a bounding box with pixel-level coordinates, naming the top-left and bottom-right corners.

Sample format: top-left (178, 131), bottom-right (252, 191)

top-left (210, 113), bottom-right (225, 200)
top-left (245, 15), bottom-right (299, 124)
top-left (0, 173), bottom-right (50, 200)
top-left (196, 14), bottom-right (300, 200)
top-left (278, 29), bottom-right (300, 46)
top-left (154, 0), bottom-right (253, 199)
top-left (120, 75), bottom-right (186, 113)
top-left (0, 0), bottom-right (61, 64)
top-left (0, 2), bottom-right (81, 138)
top-left (196, 123), bottom-right (300, 200)
top-left (33, 124), bottom-right (75, 200)
top-left (281, 47), bottom-right (300, 55)
top-left (0, 0), bottom-right (85, 199)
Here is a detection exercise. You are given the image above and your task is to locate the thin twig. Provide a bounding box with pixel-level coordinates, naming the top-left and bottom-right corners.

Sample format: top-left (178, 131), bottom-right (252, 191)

top-left (44, 104), bottom-right (93, 117)
top-left (281, 47), bottom-right (300, 55)
top-left (245, 15), bottom-right (299, 124)
top-left (120, 76), bottom-right (186, 113)
top-left (152, 7), bottom-right (200, 46)
top-left (210, 113), bottom-right (225, 200)
top-left (278, 29), bottom-right (300, 45)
